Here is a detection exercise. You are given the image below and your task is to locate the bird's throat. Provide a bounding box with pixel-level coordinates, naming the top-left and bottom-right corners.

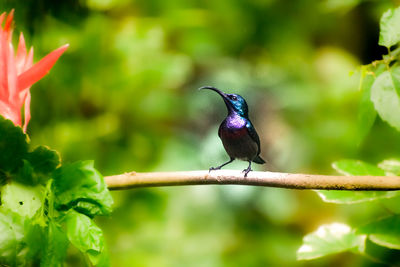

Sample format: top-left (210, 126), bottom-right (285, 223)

top-left (225, 113), bottom-right (246, 129)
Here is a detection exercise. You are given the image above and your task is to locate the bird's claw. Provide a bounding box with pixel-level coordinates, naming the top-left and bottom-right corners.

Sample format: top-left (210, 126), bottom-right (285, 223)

top-left (242, 167), bottom-right (252, 177)
top-left (209, 166), bottom-right (221, 173)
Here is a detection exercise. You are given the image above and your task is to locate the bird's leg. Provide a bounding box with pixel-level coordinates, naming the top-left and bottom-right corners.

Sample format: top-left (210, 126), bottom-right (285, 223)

top-left (209, 158), bottom-right (234, 172)
top-left (242, 161), bottom-right (252, 177)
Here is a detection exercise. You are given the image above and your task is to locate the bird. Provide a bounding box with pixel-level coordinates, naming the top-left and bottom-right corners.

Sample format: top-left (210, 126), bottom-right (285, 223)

top-left (199, 86), bottom-right (265, 177)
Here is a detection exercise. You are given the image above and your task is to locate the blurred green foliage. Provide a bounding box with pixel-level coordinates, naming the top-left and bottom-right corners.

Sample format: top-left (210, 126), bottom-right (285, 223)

top-left (2, 0), bottom-right (400, 266)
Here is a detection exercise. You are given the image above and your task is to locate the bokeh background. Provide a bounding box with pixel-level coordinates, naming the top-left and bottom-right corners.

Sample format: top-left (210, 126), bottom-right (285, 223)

top-left (2, 0), bottom-right (400, 266)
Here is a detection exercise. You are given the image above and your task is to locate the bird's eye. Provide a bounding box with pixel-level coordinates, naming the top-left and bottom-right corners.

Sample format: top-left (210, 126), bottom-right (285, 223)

top-left (230, 95), bottom-right (238, 101)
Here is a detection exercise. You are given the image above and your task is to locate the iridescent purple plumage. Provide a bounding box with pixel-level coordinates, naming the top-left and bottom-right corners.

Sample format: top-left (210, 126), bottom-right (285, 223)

top-left (199, 86), bottom-right (265, 177)
top-left (225, 114), bottom-right (246, 129)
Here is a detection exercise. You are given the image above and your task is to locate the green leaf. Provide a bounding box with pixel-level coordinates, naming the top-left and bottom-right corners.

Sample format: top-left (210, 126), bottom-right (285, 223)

top-left (16, 160), bottom-right (35, 185)
top-left (379, 196), bottom-right (400, 214)
top-left (40, 220), bottom-right (69, 267)
top-left (53, 161), bottom-right (113, 217)
top-left (357, 73), bottom-right (377, 143)
top-left (379, 7), bottom-right (400, 48)
top-left (357, 64), bottom-right (385, 143)
top-left (332, 159), bottom-right (385, 176)
top-left (371, 67), bottom-right (400, 131)
top-left (357, 215), bottom-right (400, 250)
top-left (65, 210), bottom-right (106, 266)
top-left (27, 146), bottom-right (61, 174)
top-left (378, 159), bottom-right (400, 175)
top-left (25, 223), bottom-right (45, 262)
top-left (0, 116), bottom-right (29, 173)
top-left (0, 211), bottom-right (26, 266)
top-left (297, 223), bottom-right (366, 260)
top-left (317, 160), bottom-right (399, 203)
top-left (0, 183), bottom-right (43, 218)
top-left (94, 245), bottom-right (111, 267)
top-left (317, 190), bottom-right (400, 204)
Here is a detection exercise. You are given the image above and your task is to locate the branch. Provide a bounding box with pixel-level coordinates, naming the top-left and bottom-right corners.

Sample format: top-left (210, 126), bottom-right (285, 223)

top-left (104, 170), bottom-right (400, 191)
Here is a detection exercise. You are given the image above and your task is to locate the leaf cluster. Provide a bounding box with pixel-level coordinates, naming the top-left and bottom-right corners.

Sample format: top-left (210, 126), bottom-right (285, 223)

top-left (0, 116), bottom-right (113, 266)
top-left (298, 6), bottom-right (400, 264)
top-left (298, 159), bottom-right (400, 263)
top-left (358, 7), bottom-right (400, 139)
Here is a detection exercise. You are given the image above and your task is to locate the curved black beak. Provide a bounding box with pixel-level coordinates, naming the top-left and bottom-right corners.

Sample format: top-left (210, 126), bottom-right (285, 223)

top-left (199, 86), bottom-right (234, 113)
top-left (198, 86), bottom-right (228, 99)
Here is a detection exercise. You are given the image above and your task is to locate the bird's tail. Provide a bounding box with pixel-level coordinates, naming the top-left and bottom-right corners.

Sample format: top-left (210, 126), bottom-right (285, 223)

top-left (253, 155), bottom-right (266, 164)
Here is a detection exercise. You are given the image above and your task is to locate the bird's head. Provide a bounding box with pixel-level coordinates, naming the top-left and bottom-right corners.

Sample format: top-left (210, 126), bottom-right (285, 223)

top-left (199, 86), bottom-right (249, 116)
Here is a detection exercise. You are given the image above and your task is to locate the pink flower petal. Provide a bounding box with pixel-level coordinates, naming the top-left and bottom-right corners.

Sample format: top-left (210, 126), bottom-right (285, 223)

top-left (17, 44), bottom-right (69, 92)
top-left (0, 12), bottom-right (6, 26)
top-left (22, 90), bottom-right (31, 132)
top-left (25, 47), bottom-right (34, 71)
top-left (4, 10), bottom-right (13, 31)
top-left (0, 29), bottom-right (9, 100)
top-left (7, 43), bottom-right (18, 104)
top-left (0, 10), bottom-right (68, 132)
top-left (0, 99), bottom-right (19, 125)
top-left (4, 10), bottom-right (14, 41)
top-left (16, 32), bottom-right (27, 73)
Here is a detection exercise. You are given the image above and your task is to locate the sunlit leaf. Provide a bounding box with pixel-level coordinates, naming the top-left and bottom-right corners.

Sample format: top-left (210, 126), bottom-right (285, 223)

top-left (0, 182), bottom-right (43, 218)
top-left (371, 67), bottom-right (400, 131)
top-left (317, 160), bottom-right (399, 203)
top-left (332, 159), bottom-right (385, 176)
top-left (297, 223), bottom-right (366, 260)
top-left (0, 211), bottom-right (26, 265)
top-left (65, 210), bottom-right (105, 266)
top-left (357, 215), bottom-right (400, 250)
top-left (379, 7), bottom-right (400, 48)
top-left (317, 190), bottom-right (400, 204)
top-left (378, 159), bottom-right (400, 176)
top-left (53, 161), bottom-right (113, 217)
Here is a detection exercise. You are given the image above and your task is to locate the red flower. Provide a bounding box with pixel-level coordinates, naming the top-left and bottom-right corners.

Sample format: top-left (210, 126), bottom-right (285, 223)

top-left (0, 10), bottom-right (68, 132)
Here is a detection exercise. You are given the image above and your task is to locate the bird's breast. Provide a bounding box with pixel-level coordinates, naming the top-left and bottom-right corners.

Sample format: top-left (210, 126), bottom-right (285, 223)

top-left (219, 115), bottom-right (248, 139)
top-left (218, 117), bottom-right (258, 161)
top-left (225, 115), bottom-right (246, 129)
top-left (219, 125), bottom-right (248, 139)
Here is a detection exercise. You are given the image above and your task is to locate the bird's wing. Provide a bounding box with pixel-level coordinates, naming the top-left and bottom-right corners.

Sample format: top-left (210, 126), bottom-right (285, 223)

top-left (246, 120), bottom-right (261, 154)
top-left (218, 119), bottom-right (226, 138)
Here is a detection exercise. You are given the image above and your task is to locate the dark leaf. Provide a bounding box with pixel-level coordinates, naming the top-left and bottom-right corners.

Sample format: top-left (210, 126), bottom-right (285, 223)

top-left (0, 116), bottom-right (28, 173)
top-left (27, 146), bottom-right (61, 175)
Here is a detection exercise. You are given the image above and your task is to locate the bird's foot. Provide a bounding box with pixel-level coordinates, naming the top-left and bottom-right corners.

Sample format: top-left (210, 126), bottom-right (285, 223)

top-left (242, 166), bottom-right (252, 177)
top-left (209, 166), bottom-right (221, 173)
top-left (208, 159), bottom-right (234, 173)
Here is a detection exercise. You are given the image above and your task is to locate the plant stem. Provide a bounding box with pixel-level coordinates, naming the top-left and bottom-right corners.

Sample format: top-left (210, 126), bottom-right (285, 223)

top-left (104, 170), bottom-right (400, 191)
